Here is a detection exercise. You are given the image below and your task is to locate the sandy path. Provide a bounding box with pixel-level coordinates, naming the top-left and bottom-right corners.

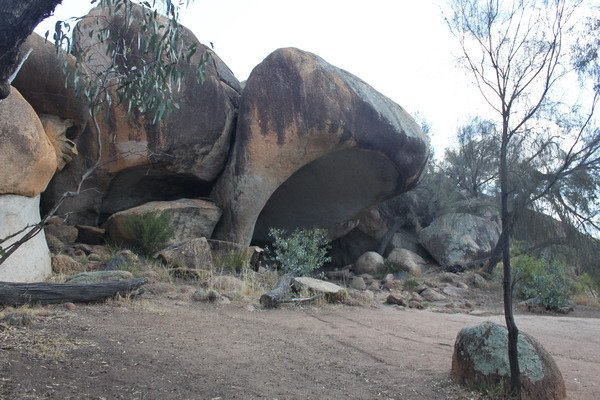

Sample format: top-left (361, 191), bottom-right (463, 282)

top-left (1, 301), bottom-right (598, 399)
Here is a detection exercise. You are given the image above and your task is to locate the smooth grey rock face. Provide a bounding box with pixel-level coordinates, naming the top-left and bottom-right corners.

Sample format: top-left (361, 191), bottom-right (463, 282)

top-left (0, 195), bottom-right (52, 282)
top-left (354, 251), bottom-right (385, 275)
top-left (419, 213), bottom-right (500, 267)
top-left (212, 47), bottom-right (429, 246)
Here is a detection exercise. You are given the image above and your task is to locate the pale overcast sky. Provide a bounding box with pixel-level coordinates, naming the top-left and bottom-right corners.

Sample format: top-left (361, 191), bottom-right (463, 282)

top-left (35, 0), bottom-right (495, 155)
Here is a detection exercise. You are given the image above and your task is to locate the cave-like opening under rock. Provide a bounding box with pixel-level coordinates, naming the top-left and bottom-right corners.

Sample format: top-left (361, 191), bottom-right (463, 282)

top-left (99, 166), bottom-right (213, 224)
top-left (252, 148), bottom-right (400, 244)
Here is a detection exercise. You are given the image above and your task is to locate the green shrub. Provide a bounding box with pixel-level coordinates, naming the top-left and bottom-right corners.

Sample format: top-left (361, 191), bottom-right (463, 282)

top-left (513, 255), bottom-right (572, 310)
top-left (268, 228), bottom-right (331, 276)
top-left (512, 255), bottom-right (545, 299)
top-left (572, 272), bottom-right (597, 294)
top-left (403, 278), bottom-right (420, 292)
top-left (528, 264), bottom-right (572, 310)
top-left (124, 211), bottom-right (172, 256)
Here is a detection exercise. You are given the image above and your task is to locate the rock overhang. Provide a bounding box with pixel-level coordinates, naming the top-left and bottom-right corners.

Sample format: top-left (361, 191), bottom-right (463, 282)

top-left (212, 47), bottom-right (430, 246)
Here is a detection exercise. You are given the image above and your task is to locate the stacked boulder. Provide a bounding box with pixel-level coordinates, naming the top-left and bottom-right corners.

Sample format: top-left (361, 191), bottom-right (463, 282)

top-left (0, 88), bottom-right (58, 281)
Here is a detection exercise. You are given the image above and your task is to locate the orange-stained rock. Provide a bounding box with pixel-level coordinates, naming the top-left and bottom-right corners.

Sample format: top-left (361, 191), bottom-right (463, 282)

top-left (212, 48), bottom-right (429, 246)
top-left (12, 33), bottom-right (89, 139)
top-left (0, 87), bottom-right (57, 197)
top-left (72, 3), bottom-right (240, 181)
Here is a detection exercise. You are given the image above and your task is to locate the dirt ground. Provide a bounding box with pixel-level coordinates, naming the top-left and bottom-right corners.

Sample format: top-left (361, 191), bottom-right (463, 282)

top-left (0, 295), bottom-right (598, 400)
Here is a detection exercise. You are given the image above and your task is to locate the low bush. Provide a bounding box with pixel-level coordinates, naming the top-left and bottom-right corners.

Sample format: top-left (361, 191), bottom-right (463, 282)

top-left (268, 228), bottom-right (331, 276)
top-left (124, 212), bottom-right (172, 256)
top-left (513, 255), bottom-right (572, 311)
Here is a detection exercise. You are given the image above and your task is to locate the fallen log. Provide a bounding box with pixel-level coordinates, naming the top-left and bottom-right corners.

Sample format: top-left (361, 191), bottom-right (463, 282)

top-left (260, 273), bottom-right (294, 308)
top-left (0, 278), bottom-right (148, 306)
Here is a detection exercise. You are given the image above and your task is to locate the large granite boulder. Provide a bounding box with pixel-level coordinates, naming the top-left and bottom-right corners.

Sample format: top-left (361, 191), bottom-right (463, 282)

top-left (106, 199), bottom-right (222, 248)
top-left (12, 33), bottom-right (89, 140)
top-left (386, 248), bottom-right (428, 276)
top-left (0, 87), bottom-right (57, 197)
top-left (71, 3), bottom-right (240, 181)
top-left (452, 322), bottom-right (566, 400)
top-left (37, 4), bottom-right (240, 225)
top-left (213, 48), bottom-right (429, 246)
top-left (419, 213), bottom-right (500, 267)
top-left (0, 195), bottom-right (52, 282)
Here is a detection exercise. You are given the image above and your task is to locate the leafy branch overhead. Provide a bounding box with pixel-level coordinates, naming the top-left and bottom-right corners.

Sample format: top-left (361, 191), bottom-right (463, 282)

top-left (48, 0), bottom-right (210, 123)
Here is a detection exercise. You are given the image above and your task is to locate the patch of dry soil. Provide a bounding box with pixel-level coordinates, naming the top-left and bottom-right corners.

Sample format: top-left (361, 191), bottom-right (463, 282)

top-left (0, 299), bottom-right (598, 399)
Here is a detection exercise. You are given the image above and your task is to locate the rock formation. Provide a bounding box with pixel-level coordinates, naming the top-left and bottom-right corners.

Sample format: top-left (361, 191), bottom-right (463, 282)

top-left (419, 213), bottom-right (500, 267)
top-left (0, 87), bottom-right (57, 197)
top-left (0, 88), bottom-right (56, 282)
top-left (452, 322), bottom-right (566, 400)
top-left (213, 47), bottom-right (429, 246)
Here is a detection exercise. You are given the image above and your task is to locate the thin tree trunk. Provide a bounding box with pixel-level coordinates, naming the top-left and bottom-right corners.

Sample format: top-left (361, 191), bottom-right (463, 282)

top-left (500, 125), bottom-right (521, 399)
top-left (0, 0), bottom-right (64, 99)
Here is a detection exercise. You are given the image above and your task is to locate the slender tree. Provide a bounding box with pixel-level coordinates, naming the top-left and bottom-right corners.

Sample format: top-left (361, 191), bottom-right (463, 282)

top-left (447, 0), bottom-right (599, 397)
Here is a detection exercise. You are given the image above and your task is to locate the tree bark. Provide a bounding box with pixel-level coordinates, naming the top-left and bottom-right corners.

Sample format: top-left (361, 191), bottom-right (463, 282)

top-left (260, 273), bottom-right (294, 308)
top-left (500, 123), bottom-right (521, 399)
top-left (0, 0), bottom-right (63, 99)
top-left (0, 278), bottom-right (148, 306)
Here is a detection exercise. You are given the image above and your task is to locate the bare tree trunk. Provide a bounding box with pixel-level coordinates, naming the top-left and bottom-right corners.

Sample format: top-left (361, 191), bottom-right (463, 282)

top-left (0, 0), bottom-right (63, 99)
top-left (500, 125), bottom-right (521, 399)
top-left (0, 278), bottom-right (148, 306)
top-left (260, 273), bottom-right (294, 308)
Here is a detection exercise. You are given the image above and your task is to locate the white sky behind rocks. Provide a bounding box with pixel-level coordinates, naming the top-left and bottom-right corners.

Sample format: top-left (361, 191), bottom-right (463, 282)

top-left (36, 0), bottom-right (499, 156)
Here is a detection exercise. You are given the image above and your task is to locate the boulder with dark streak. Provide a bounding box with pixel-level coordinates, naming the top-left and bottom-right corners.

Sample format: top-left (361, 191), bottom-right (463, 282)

top-left (213, 48), bottom-right (429, 246)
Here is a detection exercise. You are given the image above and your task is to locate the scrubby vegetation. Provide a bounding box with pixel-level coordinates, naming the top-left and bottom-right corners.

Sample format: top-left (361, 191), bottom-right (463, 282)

top-left (493, 250), bottom-right (600, 311)
top-left (268, 228), bottom-right (331, 276)
top-left (124, 212), bottom-right (172, 256)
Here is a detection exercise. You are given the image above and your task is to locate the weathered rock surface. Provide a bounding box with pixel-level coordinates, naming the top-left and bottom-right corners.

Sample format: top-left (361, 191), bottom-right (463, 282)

top-left (76, 225), bottom-right (106, 245)
top-left (386, 248), bottom-right (427, 276)
top-left (44, 224), bottom-right (78, 245)
top-left (0, 195), bottom-right (52, 282)
top-left (356, 207), bottom-right (389, 240)
top-left (419, 213), bottom-right (500, 267)
top-left (106, 199), bottom-right (221, 247)
top-left (386, 292), bottom-right (407, 306)
top-left (420, 288), bottom-right (447, 302)
top-left (350, 276), bottom-right (367, 291)
top-left (51, 254), bottom-right (84, 274)
top-left (66, 270), bottom-right (134, 284)
top-left (212, 47), bottom-right (429, 245)
top-left (0, 87), bottom-right (57, 197)
top-left (354, 252), bottom-right (385, 275)
top-left (387, 228), bottom-right (430, 258)
top-left (330, 228), bottom-right (379, 267)
top-left (155, 238), bottom-right (214, 270)
top-left (12, 33), bottom-right (89, 139)
top-left (292, 277), bottom-right (347, 302)
top-left (451, 322), bottom-right (566, 400)
top-left (39, 114), bottom-right (78, 171)
top-left (71, 3), bottom-right (240, 180)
